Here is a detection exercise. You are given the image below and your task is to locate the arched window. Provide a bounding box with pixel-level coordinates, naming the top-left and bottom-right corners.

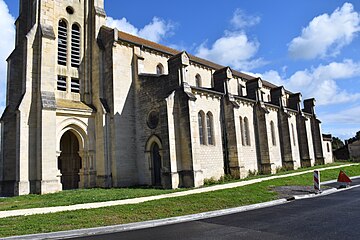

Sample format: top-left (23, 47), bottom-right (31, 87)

top-left (291, 123), bottom-right (296, 146)
top-left (195, 74), bottom-right (202, 87)
top-left (206, 112), bottom-right (214, 145)
top-left (327, 143), bottom-right (330, 152)
top-left (58, 20), bottom-right (68, 66)
top-left (244, 117), bottom-right (251, 146)
top-left (270, 121), bottom-right (276, 146)
top-left (71, 24), bottom-right (81, 68)
top-left (238, 84), bottom-right (243, 96)
top-left (198, 111), bottom-right (205, 145)
top-left (156, 63), bottom-right (164, 75)
top-left (240, 117), bottom-right (245, 146)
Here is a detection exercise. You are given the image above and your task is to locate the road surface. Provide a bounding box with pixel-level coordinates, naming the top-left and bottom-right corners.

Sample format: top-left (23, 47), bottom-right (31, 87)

top-left (73, 185), bottom-right (360, 240)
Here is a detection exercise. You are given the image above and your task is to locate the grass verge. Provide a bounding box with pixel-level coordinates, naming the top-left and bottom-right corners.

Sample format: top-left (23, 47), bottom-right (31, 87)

top-left (0, 162), bottom-right (351, 212)
top-left (0, 187), bottom-right (181, 212)
top-left (0, 163), bottom-right (359, 238)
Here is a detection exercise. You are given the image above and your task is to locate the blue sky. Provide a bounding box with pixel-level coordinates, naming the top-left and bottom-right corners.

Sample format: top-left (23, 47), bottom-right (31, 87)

top-left (1, 0), bottom-right (359, 140)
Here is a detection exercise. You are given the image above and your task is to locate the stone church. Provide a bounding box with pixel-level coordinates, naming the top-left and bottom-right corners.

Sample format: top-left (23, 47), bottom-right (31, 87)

top-left (0, 0), bottom-right (333, 196)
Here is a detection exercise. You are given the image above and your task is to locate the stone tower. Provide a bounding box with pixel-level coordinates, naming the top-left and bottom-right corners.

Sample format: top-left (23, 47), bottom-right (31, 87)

top-left (0, 0), bottom-right (106, 196)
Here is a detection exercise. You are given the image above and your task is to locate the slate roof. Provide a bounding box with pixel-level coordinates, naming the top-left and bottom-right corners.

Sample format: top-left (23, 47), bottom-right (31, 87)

top-left (116, 30), bottom-right (280, 90)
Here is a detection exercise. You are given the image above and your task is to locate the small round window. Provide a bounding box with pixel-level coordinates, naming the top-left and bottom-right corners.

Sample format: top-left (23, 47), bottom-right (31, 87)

top-left (66, 6), bottom-right (74, 15)
top-left (147, 111), bottom-right (160, 129)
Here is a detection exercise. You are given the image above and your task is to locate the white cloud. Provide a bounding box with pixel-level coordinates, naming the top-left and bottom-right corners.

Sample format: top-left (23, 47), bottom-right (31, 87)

top-left (196, 31), bottom-right (265, 70)
top-left (288, 2), bottom-right (360, 59)
top-left (251, 60), bottom-right (360, 106)
top-left (195, 9), bottom-right (264, 71)
top-left (106, 16), bottom-right (174, 43)
top-left (321, 105), bottom-right (360, 124)
top-left (250, 61), bottom-right (360, 139)
top-left (0, 0), bottom-right (15, 116)
top-left (231, 9), bottom-right (261, 29)
top-left (321, 105), bottom-right (360, 140)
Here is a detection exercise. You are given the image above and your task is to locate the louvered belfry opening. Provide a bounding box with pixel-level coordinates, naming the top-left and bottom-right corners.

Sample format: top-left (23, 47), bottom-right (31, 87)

top-left (71, 24), bottom-right (81, 68)
top-left (58, 20), bottom-right (68, 66)
top-left (71, 78), bottom-right (80, 93)
top-left (57, 75), bottom-right (67, 91)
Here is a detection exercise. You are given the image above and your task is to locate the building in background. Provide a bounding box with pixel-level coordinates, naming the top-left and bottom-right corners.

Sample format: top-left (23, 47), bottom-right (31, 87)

top-left (0, 0), bottom-right (333, 196)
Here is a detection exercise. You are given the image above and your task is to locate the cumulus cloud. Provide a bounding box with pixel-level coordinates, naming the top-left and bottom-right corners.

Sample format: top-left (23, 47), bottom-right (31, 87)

top-left (0, 0), bottom-right (15, 115)
top-left (106, 16), bottom-right (174, 43)
top-left (251, 60), bottom-right (360, 106)
top-left (196, 31), bottom-right (265, 71)
top-left (231, 9), bottom-right (261, 29)
top-left (288, 2), bottom-right (360, 59)
top-left (195, 9), bottom-right (264, 71)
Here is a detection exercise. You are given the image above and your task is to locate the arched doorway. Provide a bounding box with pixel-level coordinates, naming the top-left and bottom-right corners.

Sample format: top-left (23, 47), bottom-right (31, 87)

top-left (151, 142), bottom-right (162, 186)
top-left (58, 131), bottom-right (82, 190)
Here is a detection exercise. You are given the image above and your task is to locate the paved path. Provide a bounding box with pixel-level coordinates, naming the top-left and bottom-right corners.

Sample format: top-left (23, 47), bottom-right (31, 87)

top-left (0, 163), bottom-right (358, 219)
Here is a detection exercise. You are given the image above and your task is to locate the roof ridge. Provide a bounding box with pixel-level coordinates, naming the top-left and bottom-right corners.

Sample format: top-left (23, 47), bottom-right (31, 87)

top-left (116, 30), bottom-right (280, 89)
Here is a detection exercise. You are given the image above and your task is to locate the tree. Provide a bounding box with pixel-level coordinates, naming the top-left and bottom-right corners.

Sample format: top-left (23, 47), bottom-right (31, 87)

top-left (348, 131), bottom-right (360, 144)
top-left (332, 137), bottom-right (344, 150)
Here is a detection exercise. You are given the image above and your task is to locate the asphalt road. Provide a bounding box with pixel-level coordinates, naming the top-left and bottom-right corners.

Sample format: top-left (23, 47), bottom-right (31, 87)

top-left (73, 186), bottom-right (360, 240)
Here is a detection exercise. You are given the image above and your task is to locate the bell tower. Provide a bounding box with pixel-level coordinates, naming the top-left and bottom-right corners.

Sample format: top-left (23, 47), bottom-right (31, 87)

top-left (0, 0), bottom-right (106, 196)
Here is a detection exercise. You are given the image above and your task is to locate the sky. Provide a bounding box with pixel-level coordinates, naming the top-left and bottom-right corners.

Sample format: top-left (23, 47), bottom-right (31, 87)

top-left (0, 0), bottom-right (359, 140)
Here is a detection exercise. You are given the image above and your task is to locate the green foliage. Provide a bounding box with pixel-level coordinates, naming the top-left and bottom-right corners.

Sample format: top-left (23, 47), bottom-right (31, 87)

top-left (276, 166), bottom-right (288, 173)
top-left (348, 131), bottom-right (360, 144)
top-left (204, 175), bottom-right (236, 186)
top-left (332, 137), bottom-right (344, 150)
top-left (203, 177), bottom-right (218, 186)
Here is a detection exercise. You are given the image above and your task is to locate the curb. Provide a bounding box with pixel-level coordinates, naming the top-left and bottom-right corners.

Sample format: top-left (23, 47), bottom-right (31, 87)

top-left (2, 199), bottom-right (288, 240)
top-left (4, 183), bottom-right (360, 240)
top-left (1, 163), bottom-right (358, 219)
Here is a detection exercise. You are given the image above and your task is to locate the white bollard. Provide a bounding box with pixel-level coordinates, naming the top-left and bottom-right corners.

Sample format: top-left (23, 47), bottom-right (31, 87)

top-left (314, 170), bottom-right (321, 193)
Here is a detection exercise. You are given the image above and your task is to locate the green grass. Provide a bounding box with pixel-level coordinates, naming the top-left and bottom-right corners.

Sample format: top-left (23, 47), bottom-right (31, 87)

top-left (0, 162), bottom-right (353, 212)
top-left (0, 187), bottom-right (181, 211)
top-left (203, 161), bottom-right (352, 186)
top-left (0, 163), bottom-right (359, 238)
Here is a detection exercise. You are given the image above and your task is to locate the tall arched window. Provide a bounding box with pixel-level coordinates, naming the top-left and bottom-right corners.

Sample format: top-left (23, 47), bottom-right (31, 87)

top-left (244, 117), bottom-right (251, 146)
top-left (71, 24), bottom-right (81, 68)
top-left (198, 111), bottom-right (205, 145)
top-left (195, 74), bottom-right (202, 87)
top-left (58, 20), bottom-right (68, 66)
top-left (156, 63), bottom-right (164, 75)
top-left (206, 112), bottom-right (214, 145)
top-left (240, 117), bottom-right (245, 146)
top-left (270, 121), bottom-right (276, 146)
top-left (291, 123), bottom-right (296, 146)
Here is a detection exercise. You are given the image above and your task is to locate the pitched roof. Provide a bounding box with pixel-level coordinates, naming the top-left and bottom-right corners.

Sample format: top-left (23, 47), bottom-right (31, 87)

top-left (116, 30), bottom-right (280, 90)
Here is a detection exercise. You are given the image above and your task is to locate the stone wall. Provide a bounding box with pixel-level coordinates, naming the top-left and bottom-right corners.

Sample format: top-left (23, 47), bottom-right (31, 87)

top-left (190, 90), bottom-right (224, 181)
top-left (349, 140), bottom-right (360, 160)
top-left (233, 99), bottom-right (259, 177)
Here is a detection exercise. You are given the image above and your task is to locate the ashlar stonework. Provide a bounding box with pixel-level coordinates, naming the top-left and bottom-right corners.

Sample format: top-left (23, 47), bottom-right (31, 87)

top-left (0, 0), bottom-right (333, 196)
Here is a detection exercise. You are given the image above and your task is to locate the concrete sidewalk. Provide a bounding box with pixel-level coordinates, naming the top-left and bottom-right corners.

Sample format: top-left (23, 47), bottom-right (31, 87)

top-left (0, 163), bottom-right (358, 219)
